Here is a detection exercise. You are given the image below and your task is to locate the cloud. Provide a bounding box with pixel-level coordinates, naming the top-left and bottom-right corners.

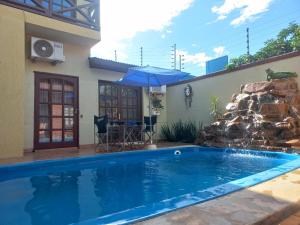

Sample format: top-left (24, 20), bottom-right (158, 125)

top-left (211, 0), bottom-right (273, 25)
top-left (213, 46), bottom-right (225, 57)
top-left (177, 50), bottom-right (212, 68)
top-left (161, 34), bottom-right (166, 39)
top-left (91, 0), bottom-right (194, 60)
top-left (176, 46), bottom-right (226, 68)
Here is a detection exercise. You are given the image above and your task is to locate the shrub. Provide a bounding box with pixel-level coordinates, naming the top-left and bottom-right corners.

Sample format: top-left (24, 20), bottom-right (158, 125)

top-left (182, 121), bottom-right (198, 143)
top-left (160, 120), bottom-right (200, 143)
top-left (160, 124), bottom-right (175, 142)
top-left (172, 120), bottom-right (185, 141)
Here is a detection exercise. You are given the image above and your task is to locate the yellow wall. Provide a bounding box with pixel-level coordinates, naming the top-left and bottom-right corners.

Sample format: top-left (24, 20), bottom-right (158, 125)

top-left (0, 3), bottom-right (101, 157)
top-left (166, 54), bottom-right (300, 126)
top-left (0, 5), bottom-right (25, 158)
top-left (24, 40), bottom-right (124, 150)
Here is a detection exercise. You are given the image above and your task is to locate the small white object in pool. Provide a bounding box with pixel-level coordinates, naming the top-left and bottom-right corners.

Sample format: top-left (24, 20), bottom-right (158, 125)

top-left (174, 150), bottom-right (181, 155)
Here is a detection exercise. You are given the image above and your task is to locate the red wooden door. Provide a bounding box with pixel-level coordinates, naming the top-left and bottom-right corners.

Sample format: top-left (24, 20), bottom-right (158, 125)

top-left (34, 72), bottom-right (79, 150)
top-left (98, 80), bottom-right (142, 121)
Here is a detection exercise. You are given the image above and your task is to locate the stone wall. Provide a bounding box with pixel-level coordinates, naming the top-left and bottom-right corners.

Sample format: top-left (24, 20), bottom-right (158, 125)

top-left (197, 77), bottom-right (300, 150)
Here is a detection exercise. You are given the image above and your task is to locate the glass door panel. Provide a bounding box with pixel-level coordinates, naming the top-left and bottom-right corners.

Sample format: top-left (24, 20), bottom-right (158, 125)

top-left (34, 73), bottom-right (78, 149)
top-left (98, 81), bottom-right (141, 122)
top-left (98, 81), bottom-right (142, 144)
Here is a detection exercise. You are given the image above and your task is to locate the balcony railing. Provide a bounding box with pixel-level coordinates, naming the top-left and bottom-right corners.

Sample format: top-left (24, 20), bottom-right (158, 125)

top-left (0, 0), bottom-right (100, 30)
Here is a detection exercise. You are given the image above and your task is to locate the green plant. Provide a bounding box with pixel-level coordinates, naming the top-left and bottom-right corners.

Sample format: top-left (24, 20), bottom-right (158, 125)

top-left (160, 124), bottom-right (175, 142)
top-left (182, 121), bottom-right (198, 143)
top-left (226, 63), bottom-right (236, 71)
top-left (210, 96), bottom-right (222, 122)
top-left (172, 120), bottom-right (185, 141)
top-left (160, 121), bottom-right (199, 143)
top-left (152, 95), bottom-right (164, 110)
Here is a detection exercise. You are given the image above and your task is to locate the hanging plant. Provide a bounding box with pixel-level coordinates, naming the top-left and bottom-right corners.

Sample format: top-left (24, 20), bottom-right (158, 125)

top-left (152, 95), bottom-right (164, 110)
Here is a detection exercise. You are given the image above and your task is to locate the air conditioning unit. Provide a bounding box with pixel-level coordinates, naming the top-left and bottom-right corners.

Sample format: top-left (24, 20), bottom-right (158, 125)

top-left (149, 85), bottom-right (166, 94)
top-left (31, 37), bottom-right (65, 63)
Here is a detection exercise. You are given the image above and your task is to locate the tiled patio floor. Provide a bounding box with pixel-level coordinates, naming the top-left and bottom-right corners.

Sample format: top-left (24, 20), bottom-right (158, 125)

top-left (0, 142), bottom-right (188, 165)
top-left (136, 168), bottom-right (300, 225)
top-left (278, 210), bottom-right (300, 225)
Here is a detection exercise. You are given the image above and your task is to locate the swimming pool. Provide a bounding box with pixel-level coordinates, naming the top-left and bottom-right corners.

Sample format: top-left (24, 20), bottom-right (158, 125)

top-left (0, 146), bottom-right (299, 225)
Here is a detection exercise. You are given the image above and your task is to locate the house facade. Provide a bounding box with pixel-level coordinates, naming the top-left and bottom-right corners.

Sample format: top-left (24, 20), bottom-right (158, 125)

top-left (0, 1), bottom-right (167, 159)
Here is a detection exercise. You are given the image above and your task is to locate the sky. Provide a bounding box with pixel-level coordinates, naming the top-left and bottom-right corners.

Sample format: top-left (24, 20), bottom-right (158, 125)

top-left (91, 0), bottom-right (300, 76)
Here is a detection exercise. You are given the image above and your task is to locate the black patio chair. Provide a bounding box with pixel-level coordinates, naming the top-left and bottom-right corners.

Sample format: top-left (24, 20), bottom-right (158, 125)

top-left (94, 115), bottom-right (108, 152)
top-left (143, 116), bottom-right (157, 144)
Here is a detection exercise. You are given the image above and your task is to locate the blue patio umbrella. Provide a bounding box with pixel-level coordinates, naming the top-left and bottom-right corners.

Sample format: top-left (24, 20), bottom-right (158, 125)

top-left (116, 66), bottom-right (192, 144)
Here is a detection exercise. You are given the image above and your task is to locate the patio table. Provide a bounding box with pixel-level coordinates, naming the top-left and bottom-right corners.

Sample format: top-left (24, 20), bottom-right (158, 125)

top-left (107, 120), bottom-right (143, 150)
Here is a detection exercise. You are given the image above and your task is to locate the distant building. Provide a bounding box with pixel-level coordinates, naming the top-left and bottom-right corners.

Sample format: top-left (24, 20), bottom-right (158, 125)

top-left (206, 56), bottom-right (228, 74)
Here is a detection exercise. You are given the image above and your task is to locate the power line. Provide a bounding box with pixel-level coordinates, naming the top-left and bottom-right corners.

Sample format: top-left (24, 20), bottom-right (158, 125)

top-left (246, 27), bottom-right (250, 56)
top-left (179, 54), bottom-right (185, 71)
top-left (114, 50), bottom-right (117, 62)
top-left (171, 44), bottom-right (176, 69)
top-left (140, 47), bottom-right (143, 66)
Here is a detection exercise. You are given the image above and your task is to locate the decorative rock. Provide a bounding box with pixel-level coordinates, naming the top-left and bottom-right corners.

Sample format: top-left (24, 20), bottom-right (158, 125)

top-left (225, 122), bottom-right (244, 139)
top-left (226, 102), bottom-right (238, 111)
top-left (235, 93), bottom-right (250, 102)
top-left (243, 81), bottom-right (273, 94)
top-left (229, 116), bottom-right (242, 123)
top-left (199, 77), bottom-right (300, 150)
top-left (275, 122), bottom-right (291, 129)
top-left (259, 120), bottom-right (274, 129)
top-left (231, 93), bottom-right (238, 102)
top-left (223, 112), bottom-right (234, 120)
top-left (237, 99), bottom-right (249, 110)
top-left (289, 95), bottom-right (300, 105)
top-left (259, 103), bottom-right (289, 117)
top-left (256, 92), bottom-right (276, 104)
top-left (237, 109), bottom-right (248, 116)
top-left (248, 100), bottom-right (259, 111)
top-left (271, 78), bottom-right (298, 90)
top-left (285, 139), bottom-right (300, 147)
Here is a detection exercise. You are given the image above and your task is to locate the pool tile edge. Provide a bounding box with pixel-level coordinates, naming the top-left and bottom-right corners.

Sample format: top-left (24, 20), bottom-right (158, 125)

top-left (136, 168), bottom-right (300, 225)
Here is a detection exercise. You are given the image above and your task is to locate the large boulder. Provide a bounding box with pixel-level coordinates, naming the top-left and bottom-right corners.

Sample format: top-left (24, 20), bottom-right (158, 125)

top-left (235, 93), bottom-right (250, 102)
top-left (288, 94), bottom-right (300, 105)
top-left (243, 81), bottom-right (273, 94)
top-left (225, 121), bottom-right (244, 139)
top-left (256, 92), bottom-right (276, 104)
top-left (259, 103), bottom-right (289, 117)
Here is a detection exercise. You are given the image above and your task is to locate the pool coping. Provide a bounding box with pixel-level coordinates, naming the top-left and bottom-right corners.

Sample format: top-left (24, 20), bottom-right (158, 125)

top-left (0, 146), bottom-right (299, 225)
top-left (136, 168), bottom-right (300, 225)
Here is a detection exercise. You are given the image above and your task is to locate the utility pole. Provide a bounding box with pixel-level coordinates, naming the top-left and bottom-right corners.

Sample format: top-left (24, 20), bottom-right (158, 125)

top-left (246, 27), bottom-right (250, 56)
top-left (171, 44), bottom-right (176, 70)
top-left (114, 50), bottom-right (117, 62)
top-left (179, 54), bottom-right (185, 71)
top-left (140, 47), bottom-right (143, 66)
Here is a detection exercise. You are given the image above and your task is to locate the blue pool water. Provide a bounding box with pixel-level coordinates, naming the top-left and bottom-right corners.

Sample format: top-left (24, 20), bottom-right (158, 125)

top-left (0, 146), bottom-right (299, 225)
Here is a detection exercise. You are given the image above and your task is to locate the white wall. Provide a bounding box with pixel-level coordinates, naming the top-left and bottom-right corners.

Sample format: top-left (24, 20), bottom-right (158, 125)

top-left (166, 53), bottom-right (300, 126)
top-left (142, 88), bottom-right (167, 139)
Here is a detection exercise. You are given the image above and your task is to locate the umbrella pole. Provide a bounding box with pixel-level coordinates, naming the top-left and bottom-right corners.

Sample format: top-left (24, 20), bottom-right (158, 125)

top-left (148, 76), bottom-right (152, 144)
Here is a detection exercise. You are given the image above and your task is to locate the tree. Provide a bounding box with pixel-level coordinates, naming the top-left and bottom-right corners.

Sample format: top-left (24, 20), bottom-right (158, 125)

top-left (228, 23), bottom-right (300, 68)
